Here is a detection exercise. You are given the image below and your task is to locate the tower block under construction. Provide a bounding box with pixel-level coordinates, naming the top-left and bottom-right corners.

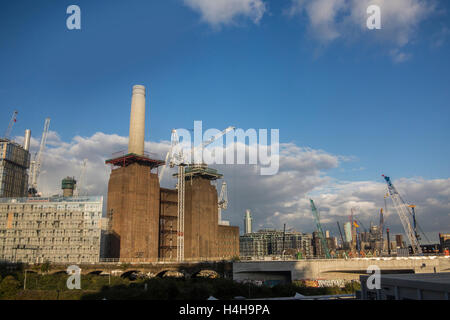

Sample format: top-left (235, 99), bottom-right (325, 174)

top-left (105, 85), bottom-right (164, 261)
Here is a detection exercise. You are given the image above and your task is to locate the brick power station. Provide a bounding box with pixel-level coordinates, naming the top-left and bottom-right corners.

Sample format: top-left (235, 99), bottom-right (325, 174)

top-left (105, 85), bottom-right (239, 262)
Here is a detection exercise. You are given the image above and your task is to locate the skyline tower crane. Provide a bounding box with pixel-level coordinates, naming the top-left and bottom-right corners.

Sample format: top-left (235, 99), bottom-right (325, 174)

top-left (310, 199), bottom-right (331, 259)
top-left (218, 181), bottom-right (229, 225)
top-left (4, 110), bottom-right (18, 140)
top-left (28, 118), bottom-right (50, 196)
top-left (163, 126), bottom-right (235, 261)
top-left (382, 175), bottom-right (422, 255)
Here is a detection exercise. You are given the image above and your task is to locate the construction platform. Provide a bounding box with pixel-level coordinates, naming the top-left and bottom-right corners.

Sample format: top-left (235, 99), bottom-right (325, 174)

top-left (105, 151), bottom-right (164, 169)
top-left (174, 164), bottom-right (223, 181)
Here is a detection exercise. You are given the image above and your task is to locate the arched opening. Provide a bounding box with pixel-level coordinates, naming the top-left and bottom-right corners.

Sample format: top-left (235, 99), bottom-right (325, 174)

top-left (121, 270), bottom-right (140, 280)
top-left (156, 270), bottom-right (184, 278)
top-left (51, 270), bottom-right (67, 275)
top-left (87, 270), bottom-right (104, 275)
top-left (192, 269), bottom-right (220, 279)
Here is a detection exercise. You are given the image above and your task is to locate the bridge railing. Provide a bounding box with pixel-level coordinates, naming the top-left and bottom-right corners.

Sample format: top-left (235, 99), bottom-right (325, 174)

top-left (97, 257), bottom-right (234, 264)
top-left (238, 255), bottom-right (446, 262)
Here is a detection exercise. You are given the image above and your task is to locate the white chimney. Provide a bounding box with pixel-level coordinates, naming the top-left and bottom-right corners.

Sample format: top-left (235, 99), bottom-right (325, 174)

top-left (128, 85), bottom-right (146, 156)
top-left (24, 129), bottom-right (31, 151)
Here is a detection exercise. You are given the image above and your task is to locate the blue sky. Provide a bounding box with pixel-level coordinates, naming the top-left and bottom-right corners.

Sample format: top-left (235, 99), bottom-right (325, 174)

top-left (0, 0), bottom-right (449, 237)
top-left (1, 0), bottom-right (449, 181)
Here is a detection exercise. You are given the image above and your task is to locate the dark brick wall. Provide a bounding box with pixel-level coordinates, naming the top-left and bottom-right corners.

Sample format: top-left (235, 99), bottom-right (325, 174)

top-left (106, 163), bottom-right (160, 261)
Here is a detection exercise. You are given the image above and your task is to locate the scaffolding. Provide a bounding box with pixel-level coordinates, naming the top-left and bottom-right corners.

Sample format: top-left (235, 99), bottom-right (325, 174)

top-left (0, 139), bottom-right (30, 198)
top-left (176, 165), bottom-right (185, 262)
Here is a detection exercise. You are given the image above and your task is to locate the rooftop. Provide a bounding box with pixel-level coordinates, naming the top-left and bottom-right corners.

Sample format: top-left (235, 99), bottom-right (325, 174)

top-left (174, 164), bottom-right (223, 181)
top-left (105, 152), bottom-right (164, 169)
top-left (0, 195), bottom-right (103, 204)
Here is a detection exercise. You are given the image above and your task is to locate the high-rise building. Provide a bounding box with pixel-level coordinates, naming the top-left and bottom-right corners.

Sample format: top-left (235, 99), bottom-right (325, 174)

top-left (0, 195), bottom-right (103, 264)
top-left (395, 234), bottom-right (404, 248)
top-left (0, 136), bottom-right (30, 198)
top-left (439, 233), bottom-right (450, 253)
top-left (240, 229), bottom-right (313, 258)
top-left (244, 209), bottom-right (252, 234)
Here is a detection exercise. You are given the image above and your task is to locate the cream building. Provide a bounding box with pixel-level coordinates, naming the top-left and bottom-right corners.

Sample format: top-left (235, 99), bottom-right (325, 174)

top-left (0, 196), bottom-right (103, 264)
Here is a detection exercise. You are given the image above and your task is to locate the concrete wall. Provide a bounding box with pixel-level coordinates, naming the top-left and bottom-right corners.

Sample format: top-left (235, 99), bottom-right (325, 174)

top-left (107, 163), bottom-right (160, 261)
top-left (106, 164), bottom-right (239, 262)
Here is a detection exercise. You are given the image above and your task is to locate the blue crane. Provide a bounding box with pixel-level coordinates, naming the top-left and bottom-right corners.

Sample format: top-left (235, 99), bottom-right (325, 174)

top-left (310, 199), bottom-right (331, 259)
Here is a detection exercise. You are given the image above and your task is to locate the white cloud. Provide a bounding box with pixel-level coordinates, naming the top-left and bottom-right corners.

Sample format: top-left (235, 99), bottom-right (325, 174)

top-left (288, 0), bottom-right (436, 61)
top-left (183, 0), bottom-right (266, 27)
top-left (14, 131), bottom-right (449, 244)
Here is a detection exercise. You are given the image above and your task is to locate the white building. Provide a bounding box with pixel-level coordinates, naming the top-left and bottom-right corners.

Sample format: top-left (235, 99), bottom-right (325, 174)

top-left (0, 196), bottom-right (103, 264)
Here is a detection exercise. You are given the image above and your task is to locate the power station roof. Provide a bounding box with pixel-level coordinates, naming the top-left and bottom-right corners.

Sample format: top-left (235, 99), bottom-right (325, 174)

top-left (105, 152), bottom-right (164, 168)
top-left (174, 164), bottom-right (223, 180)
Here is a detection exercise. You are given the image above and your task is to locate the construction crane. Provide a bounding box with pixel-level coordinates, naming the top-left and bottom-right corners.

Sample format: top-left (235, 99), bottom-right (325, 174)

top-left (379, 208), bottom-right (384, 239)
top-left (159, 129), bottom-right (184, 183)
top-left (218, 181), bottom-right (228, 224)
top-left (159, 129), bottom-right (186, 261)
top-left (407, 205), bottom-right (431, 244)
top-left (28, 118), bottom-right (50, 196)
top-left (309, 199), bottom-right (331, 259)
top-left (74, 158), bottom-right (88, 197)
top-left (191, 126), bottom-right (235, 165)
top-left (164, 126), bottom-right (235, 262)
top-left (408, 205), bottom-right (420, 242)
top-left (337, 221), bottom-right (345, 249)
top-left (357, 219), bottom-right (368, 233)
top-left (382, 175), bottom-right (422, 255)
top-left (4, 110), bottom-right (18, 139)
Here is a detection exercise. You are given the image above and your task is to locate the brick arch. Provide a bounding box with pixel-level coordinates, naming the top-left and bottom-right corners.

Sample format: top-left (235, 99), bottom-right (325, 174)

top-left (191, 269), bottom-right (220, 279)
top-left (87, 270), bottom-right (104, 275)
top-left (50, 270), bottom-right (67, 275)
top-left (120, 270), bottom-right (142, 279)
top-left (156, 269), bottom-right (185, 278)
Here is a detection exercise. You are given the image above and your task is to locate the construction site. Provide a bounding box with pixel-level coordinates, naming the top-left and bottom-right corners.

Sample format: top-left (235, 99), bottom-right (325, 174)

top-left (240, 197), bottom-right (449, 261)
top-left (0, 85), bottom-right (240, 264)
top-left (103, 85), bottom-right (239, 262)
top-left (0, 84), bottom-right (448, 267)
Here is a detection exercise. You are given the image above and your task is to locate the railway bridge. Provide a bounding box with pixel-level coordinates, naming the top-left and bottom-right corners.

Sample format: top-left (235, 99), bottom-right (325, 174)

top-left (18, 260), bottom-right (234, 279)
top-left (8, 256), bottom-right (450, 285)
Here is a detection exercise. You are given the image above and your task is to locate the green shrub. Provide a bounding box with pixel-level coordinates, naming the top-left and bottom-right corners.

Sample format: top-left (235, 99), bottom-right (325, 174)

top-left (0, 275), bottom-right (21, 299)
top-left (40, 261), bottom-right (51, 274)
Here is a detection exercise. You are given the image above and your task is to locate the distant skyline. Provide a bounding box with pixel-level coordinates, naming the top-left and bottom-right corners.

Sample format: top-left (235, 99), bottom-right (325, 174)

top-left (1, 0), bottom-right (449, 242)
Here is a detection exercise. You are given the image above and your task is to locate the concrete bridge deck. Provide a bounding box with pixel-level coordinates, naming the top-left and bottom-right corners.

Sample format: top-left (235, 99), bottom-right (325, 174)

top-left (233, 256), bottom-right (450, 283)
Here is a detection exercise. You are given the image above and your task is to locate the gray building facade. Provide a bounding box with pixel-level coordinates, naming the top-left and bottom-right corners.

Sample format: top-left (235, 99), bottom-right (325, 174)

top-left (240, 229), bottom-right (313, 259)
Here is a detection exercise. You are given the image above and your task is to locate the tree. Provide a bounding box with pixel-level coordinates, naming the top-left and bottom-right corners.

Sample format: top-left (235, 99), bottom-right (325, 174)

top-left (0, 276), bottom-right (21, 298)
top-left (40, 260), bottom-right (51, 274)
